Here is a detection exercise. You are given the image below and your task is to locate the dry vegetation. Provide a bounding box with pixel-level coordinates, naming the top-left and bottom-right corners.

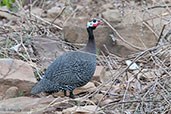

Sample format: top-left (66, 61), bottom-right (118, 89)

top-left (0, 0), bottom-right (170, 113)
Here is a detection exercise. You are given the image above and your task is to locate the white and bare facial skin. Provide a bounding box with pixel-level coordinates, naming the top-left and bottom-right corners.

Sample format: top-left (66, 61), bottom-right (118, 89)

top-left (87, 18), bottom-right (101, 28)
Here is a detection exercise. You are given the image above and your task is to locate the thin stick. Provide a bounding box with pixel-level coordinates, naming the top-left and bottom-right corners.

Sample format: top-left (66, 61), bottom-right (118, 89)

top-left (100, 99), bottom-right (160, 110)
top-left (156, 24), bottom-right (166, 46)
top-left (0, 9), bottom-right (20, 17)
top-left (31, 13), bottom-right (63, 30)
top-left (142, 5), bottom-right (171, 11)
top-left (102, 18), bottom-right (144, 51)
top-left (51, 6), bottom-right (66, 25)
top-left (63, 8), bottom-right (78, 25)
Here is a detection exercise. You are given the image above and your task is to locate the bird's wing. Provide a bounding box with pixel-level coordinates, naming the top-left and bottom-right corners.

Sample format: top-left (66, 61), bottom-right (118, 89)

top-left (44, 52), bottom-right (96, 85)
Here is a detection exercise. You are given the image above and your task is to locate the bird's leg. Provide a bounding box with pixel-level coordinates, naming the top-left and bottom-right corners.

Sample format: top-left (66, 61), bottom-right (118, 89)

top-left (69, 91), bottom-right (75, 98)
top-left (64, 90), bottom-right (67, 96)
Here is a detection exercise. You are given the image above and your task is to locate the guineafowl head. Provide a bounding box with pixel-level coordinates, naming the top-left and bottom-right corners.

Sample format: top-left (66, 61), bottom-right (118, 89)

top-left (87, 18), bottom-right (101, 30)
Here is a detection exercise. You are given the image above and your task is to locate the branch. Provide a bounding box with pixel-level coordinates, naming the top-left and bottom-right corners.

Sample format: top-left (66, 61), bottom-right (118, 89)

top-left (0, 9), bottom-right (20, 18)
top-left (31, 13), bottom-right (63, 30)
top-left (102, 18), bottom-right (144, 51)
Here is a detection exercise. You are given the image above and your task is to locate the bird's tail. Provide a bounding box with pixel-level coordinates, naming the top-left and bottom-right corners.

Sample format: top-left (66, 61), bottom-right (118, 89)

top-left (30, 78), bottom-right (58, 94)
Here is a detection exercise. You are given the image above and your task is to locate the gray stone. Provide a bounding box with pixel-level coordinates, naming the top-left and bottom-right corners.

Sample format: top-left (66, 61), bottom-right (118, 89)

top-left (63, 17), bottom-right (157, 57)
top-left (0, 59), bottom-right (36, 83)
top-left (0, 96), bottom-right (70, 113)
top-left (0, 96), bottom-right (56, 112)
top-left (63, 17), bottom-right (135, 57)
top-left (4, 86), bottom-right (19, 99)
top-left (114, 24), bottom-right (157, 50)
top-left (102, 3), bottom-right (114, 10)
top-left (63, 17), bottom-right (113, 52)
top-left (31, 36), bottom-right (65, 69)
top-left (102, 9), bottom-right (122, 24)
top-left (0, 97), bottom-right (39, 112)
top-left (31, 8), bottom-right (44, 16)
top-left (47, 6), bottom-right (61, 18)
top-left (0, 59), bottom-right (36, 96)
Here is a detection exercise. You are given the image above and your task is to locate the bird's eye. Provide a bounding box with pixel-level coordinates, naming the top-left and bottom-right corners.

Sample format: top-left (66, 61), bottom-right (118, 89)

top-left (93, 20), bottom-right (96, 23)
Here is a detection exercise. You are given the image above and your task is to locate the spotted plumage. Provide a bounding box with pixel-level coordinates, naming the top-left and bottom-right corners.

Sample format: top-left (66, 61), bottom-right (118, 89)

top-left (31, 18), bottom-right (101, 98)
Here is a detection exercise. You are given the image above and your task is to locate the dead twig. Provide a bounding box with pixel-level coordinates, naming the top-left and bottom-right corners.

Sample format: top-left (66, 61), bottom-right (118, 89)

top-left (142, 5), bottom-right (171, 11)
top-left (102, 18), bottom-right (144, 51)
top-left (156, 27), bottom-right (171, 46)
top-left (156, 24), bottom-right (167, 46)
top-left (0, 9), bottom-right (20, 17)
top-left (63, 8), bottom-right (78, 25)
top-left (31, 13), bottom-right (63, 30)
top-left (51, 6), bottom-right (66, 25)
top-left (100, 99), bottom-right (160, 110)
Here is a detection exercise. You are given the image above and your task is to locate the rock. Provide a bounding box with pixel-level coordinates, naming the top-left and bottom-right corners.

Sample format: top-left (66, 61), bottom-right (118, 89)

top-left (115, 24), bottom-right (157, 50)
top-left (0, 96), bottom-right (57, 113)
top-left (64, 18), bottom-right (133, 57)
top-left (62, 17), bottom-right (133, 57)
top-left (0, 97), bottom-right (39, 112)
top-left (0, 96), bottom-right (77, 113)
top-left (4, 86), bottom-right (19, 99)
top-left (63, 15), bottom-right (157, 57)
top-left (31, 7), bottom-right (44, 16)
top-left (102, 23), bottom-right (157, 57)
top-left (122, 9), bottom-right (141, 25)
top-left (62, 105), bottom-right (98, 114)
top-left (74, 82), bottom-right (96, 95)
top-left (0, 59), bottom-right (36, 82)
top-left (102, 9), bottom-right (122, 24)
top-left (102, 3), bottom-right (114, 10)
top-left (92, 66), bottom-right (106, 82)
top-left (63, 17), bottom-right (112, 51)
top-left (63, 17), bottom-right (89, 43)
top-left (47, 6), bottom-right (61, 18)
top-left (0, 58), bottom-right (36, 96)
top-left (122, 8), bottom-right (169, 32)
top-left (31, 36), bottom-right (65, 69)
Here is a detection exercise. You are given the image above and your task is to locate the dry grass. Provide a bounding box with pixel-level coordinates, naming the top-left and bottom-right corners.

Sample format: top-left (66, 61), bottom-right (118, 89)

top-left (0, 0), bottom-right (170, 113)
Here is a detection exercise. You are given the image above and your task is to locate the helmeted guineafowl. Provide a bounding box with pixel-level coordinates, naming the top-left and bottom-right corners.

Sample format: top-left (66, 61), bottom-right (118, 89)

top-left (30, 18), bottom-right (101, 98)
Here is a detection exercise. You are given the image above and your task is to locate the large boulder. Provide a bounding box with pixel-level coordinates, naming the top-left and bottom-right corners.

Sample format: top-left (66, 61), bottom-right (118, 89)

top-left (109, 24), bottom-right (157, 57)
top-left (4, 86), bottom-right (19, 99)
top-left (63, 17), bottom-right (113, 53)
top-left (32, 36), bottom-right (66, 69)
top-left (63, 17), bottom-right (157, 57)
top-left (102, 9), bottom-right (122, 24)
top-left (0, 96), bottom-right (56, 113)
top-left (0, 59), bottom-right (36, 97)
